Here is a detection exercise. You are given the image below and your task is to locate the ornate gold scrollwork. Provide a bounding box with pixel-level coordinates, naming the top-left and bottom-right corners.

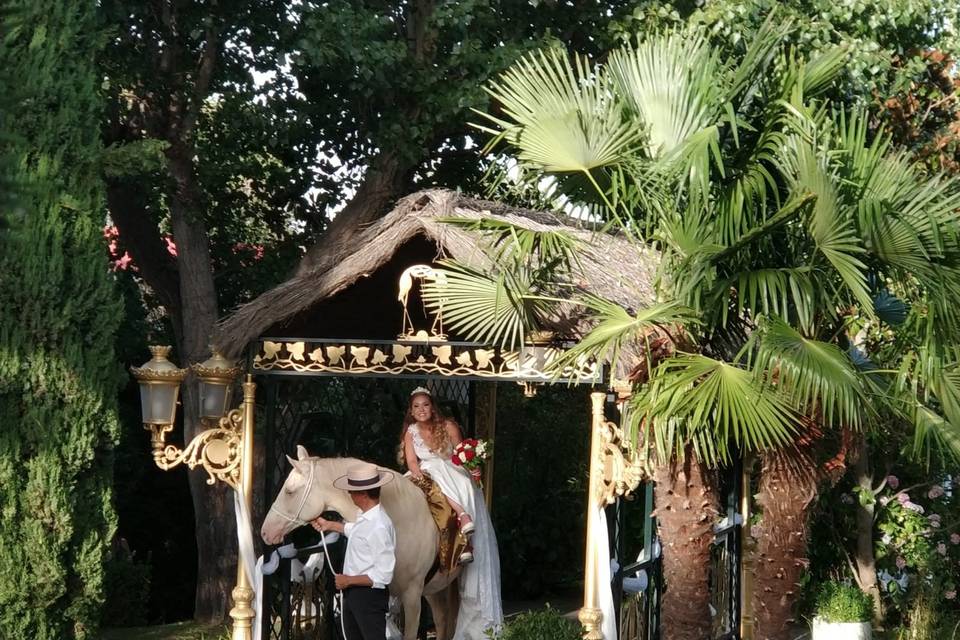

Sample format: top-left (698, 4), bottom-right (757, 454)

top-left (144, 408), bottom-right (244, 490)
top-left (253, 338), bottom-right (600, 383)
top-left (595, 414), bottom-right (646, 507)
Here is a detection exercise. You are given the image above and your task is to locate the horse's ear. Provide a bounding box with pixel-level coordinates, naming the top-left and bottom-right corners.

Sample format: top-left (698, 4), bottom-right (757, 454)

top-left (296, 444), bottom-right (310, 461)
top-left (286, 454), bottom-right (301, 472)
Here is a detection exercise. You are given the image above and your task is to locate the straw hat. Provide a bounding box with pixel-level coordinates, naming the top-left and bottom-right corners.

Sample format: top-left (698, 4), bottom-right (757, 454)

top-left (333, 462), bottom-right (394, 491)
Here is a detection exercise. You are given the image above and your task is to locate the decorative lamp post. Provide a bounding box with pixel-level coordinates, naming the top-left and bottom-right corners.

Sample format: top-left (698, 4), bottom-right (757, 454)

top-left (131, 346), bottom-right (257, 640)
top-left (130, 346), bottom-right (188, 464)
top-left (193, 350), bottom-right (242, 422)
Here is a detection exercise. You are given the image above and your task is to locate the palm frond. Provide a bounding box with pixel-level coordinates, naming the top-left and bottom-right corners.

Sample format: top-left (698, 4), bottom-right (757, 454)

top-left (420, 260), bottom-right (553, 350)
top-left (632, 353), bottom-right (801, 467)
top-left (750, 318), bottom-right (867, 428)
top-left (546, 296), bottom-right (696, 379)
top-left (789, 138), bottom-right (875, 314)
top-left (723, 266), bottom-right (816, 331)
top-left (607, 30), bottom-right (723, 159)
top-left (474, 47), bottom-right (643, 174)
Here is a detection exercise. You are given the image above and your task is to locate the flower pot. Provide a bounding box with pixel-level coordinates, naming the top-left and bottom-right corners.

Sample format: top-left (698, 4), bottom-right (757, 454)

top-left (811, 617), bottom-right (871, 640)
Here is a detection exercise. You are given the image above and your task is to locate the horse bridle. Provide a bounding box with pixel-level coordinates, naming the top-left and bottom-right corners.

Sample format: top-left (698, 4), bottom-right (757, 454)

top-left (269, 461), bottom-right (316, 528)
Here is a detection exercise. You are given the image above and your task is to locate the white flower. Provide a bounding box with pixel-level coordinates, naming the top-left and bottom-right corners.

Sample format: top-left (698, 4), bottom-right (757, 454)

top-left (459, 451), bottom-right (468, 462)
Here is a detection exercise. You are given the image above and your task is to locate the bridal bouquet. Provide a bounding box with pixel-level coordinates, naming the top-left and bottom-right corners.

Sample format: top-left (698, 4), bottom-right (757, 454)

top-left (451, 438), bottom-right (492, 486)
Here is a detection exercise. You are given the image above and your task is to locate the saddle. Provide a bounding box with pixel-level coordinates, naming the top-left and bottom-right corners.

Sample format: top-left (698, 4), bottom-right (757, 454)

top-left (409, 473), bottom-right (470, 575)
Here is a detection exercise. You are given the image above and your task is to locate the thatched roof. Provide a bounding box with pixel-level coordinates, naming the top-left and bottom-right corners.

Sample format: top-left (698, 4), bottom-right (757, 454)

top-left (213, 189), bottom-right (660, 359)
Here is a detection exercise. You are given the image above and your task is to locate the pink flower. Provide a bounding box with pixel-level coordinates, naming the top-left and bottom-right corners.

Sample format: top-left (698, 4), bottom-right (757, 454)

top-left (897, 493), bottom-right (911, 504)
top-left (950, 533), bottom-right (960, 545)
top-left (896, 556), bottom-right (907, 569)
top-left (906, 502), bottom-right (925, 514)
top-left (946, 591), bottom-right (957, 600)
top-left (112, 252), bottom-right (134, 271)
top-left (928, 485), bottom-right (945, 499)
top-left (938, 543), bottom-right (948, 556)
top-left (165, 236), bottom-right (178, 257)
top-left (887, 475), bottom-right (900, 490)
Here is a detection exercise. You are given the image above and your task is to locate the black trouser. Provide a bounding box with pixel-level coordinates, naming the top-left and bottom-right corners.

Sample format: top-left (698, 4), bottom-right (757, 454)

top-left (342, 586), bottom-right (389, 640)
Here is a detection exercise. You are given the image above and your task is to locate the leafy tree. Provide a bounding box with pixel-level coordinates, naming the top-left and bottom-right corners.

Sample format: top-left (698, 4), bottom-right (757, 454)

top-left (99, 0), bottom-right (305, 620)
top-left (0, 2), bottom-right (123, 638)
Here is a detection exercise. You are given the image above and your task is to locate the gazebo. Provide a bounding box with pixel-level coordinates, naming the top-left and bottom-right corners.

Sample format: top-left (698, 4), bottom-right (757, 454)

top-left (137, 189), bottom-right (740, 640)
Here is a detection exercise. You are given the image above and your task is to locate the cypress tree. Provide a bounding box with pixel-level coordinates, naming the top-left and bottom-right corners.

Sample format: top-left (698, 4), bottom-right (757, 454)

top-left (0, 2), bottom-right (123, 638)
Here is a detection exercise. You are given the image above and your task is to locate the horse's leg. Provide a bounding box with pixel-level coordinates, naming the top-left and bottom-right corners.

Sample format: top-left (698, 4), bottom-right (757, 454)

top-left (425, 581), bottom-right (460, 640)
top-left (399, 587), bottom-right (422, 640)
top-left (445, 581), bottom-right (460, 639)
top-left (424, 593), bottom-right (446, 640)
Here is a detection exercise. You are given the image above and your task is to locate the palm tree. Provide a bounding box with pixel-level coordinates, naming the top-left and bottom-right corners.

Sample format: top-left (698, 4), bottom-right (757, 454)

top-left (435, 16), bottom-right (960, 640)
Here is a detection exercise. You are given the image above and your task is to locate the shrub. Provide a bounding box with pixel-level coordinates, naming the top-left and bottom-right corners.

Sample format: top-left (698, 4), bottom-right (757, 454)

top-left (100, 540), bottom-right (150, 627)
top-left (493, 606), bottom-right (581, 640)
top-left (815, 581), bottom-right (874, 623)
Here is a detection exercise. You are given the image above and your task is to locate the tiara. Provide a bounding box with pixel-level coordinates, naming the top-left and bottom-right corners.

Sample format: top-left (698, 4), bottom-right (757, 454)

top-left (410, 386), bottom-right (431, 397)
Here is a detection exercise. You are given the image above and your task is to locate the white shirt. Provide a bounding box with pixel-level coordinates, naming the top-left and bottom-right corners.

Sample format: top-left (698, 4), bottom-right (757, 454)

top-left (342, 503), bottom-right (396, 589)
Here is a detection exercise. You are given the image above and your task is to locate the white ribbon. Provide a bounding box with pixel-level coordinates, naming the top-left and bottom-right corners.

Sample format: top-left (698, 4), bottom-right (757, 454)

top-left (590, 505), bottom-right (617, 640)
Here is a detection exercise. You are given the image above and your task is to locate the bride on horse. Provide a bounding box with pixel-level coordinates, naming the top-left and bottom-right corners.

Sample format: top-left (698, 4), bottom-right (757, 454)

top-left (402, 386), bottom-right (503, 636)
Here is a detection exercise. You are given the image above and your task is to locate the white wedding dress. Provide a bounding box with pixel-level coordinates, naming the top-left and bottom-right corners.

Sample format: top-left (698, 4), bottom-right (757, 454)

top-left (407, 424), bottom-right (504, 638)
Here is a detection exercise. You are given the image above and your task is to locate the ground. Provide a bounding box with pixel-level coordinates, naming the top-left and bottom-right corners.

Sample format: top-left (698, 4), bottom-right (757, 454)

top-left (99, 621), bottom-right (228, 640)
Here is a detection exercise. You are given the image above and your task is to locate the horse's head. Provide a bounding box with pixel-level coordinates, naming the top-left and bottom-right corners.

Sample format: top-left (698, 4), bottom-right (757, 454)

top-left (260, 445), bottom-right (354, 545)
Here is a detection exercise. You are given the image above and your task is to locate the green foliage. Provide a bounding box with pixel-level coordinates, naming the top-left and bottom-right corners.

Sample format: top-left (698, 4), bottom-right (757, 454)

top-left (491, 606), bottom-right (582, 640)
top-left (293, 0), bottom-right (645, 208)
top-left (0, 1), bottom-right (122, 638)
top-left (607, 0), bottom-right (960, 109)
top-left (815, 580), bottom-right (875, 623)
top-left (101, 542), bottom-right (151, 628)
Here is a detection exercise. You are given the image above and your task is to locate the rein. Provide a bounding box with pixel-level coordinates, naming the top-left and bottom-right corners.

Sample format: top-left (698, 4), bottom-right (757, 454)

top-left (269, 461), bottom-right (316, 527)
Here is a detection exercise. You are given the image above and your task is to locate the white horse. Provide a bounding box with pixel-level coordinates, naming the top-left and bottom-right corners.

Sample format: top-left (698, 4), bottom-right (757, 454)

top-left (261, 447), bottom-right (461, 640)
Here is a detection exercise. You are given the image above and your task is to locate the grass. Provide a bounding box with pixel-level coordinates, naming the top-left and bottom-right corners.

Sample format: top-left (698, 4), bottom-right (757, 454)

top-left (98, 621), bottom-right (228, 640)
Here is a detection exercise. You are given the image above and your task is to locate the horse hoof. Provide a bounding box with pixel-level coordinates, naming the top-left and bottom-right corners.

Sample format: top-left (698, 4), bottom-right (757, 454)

top-left (458, 551), bottom-right (474, 565)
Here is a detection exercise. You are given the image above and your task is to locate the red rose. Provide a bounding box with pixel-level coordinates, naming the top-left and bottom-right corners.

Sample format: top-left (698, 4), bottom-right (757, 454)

top-left (465, 450), bottom-right (476, 461)
top-left (451, 454), bottom-right (462, 465)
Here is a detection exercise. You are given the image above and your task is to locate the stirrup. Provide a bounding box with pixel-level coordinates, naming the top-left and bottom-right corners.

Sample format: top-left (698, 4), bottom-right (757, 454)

top-left (458, 550), bottom-right (474, 565)
top-left (458, 513), bottom-right (475, 536)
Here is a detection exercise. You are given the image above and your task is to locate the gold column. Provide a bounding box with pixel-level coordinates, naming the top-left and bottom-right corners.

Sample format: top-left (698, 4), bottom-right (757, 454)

top-left (230, 375), bottom-right (256, 640)
top-left (473, 382), bottom-right (497, 509)
top-left (578, 392), bottom-right (605, 640)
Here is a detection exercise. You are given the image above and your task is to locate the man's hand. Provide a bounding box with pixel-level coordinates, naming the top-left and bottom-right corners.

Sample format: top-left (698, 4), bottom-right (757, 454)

top-left (334, 574), bottom-right (374, 589)
top-left (311, 516), bottom-right (344, 534)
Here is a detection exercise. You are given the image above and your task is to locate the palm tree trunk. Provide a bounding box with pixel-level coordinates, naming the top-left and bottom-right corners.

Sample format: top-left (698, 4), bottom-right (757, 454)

top-left (751, 447), bottom-right (818, 640)
top-left (654, 450), bottom-right (719, 640)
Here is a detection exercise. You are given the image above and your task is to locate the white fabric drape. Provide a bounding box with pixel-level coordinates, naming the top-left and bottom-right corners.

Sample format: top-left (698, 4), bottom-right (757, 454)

top-left (587, 505), bottom-right (617, 640)
top-left (234, 487), bottom-right (260, 640)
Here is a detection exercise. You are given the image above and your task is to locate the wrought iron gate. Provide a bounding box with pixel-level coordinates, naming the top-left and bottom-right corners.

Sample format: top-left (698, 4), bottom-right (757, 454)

top-left (611, 459), bottom-right (742, 640)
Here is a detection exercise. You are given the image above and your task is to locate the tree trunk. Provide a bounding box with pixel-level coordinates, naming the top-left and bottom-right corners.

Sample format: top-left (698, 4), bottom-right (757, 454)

top-left (853, 434), bottom-right (882, 622)
top-left (167, 145), bottom-right (238, 623)
top-left (296, 149), bottom-right (411, 276)
top-left (752, 447), bottom-right (818, 640)
top-left (653, 451), bottom-right (719, 640)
